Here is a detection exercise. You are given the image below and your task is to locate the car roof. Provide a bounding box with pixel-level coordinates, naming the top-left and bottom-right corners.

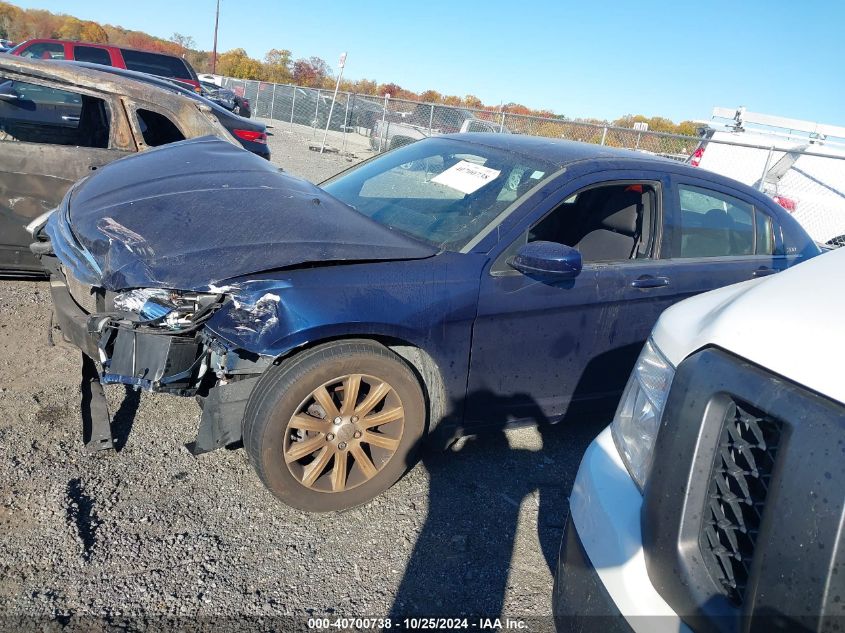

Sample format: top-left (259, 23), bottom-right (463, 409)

top-left (441, 132), bottom-right (677, 166)
top-left (64, 61), bottom-right (261, 129)
top-left (66, 60), bottom-right (198, 94)
top-left (14, 38), bottom-right (186, 59)
top-left (0, 55), bottom-right (190, 105)
top-left (436, 132), bottom-right (797, 211)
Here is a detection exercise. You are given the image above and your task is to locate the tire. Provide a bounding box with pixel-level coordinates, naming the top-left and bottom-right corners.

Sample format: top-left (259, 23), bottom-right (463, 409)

top-left (243, 340), bottom-right (426, 512)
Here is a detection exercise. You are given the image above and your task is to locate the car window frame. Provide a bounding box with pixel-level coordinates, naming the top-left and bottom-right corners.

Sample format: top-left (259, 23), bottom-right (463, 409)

top-left (118, 48), bottom-right (193, 81)
top-left (0, 70), bottom-right (121, 150)
top-left (72, 44), bottom-right (114, 67)
top-left (667, 175), bottom-right (788, 260)
top-left (485, 171), bottom-right (669, 277)
top-left (15, 40), bottom-right (68, 60)
top-left (123, 99), bottom-right (187, 151)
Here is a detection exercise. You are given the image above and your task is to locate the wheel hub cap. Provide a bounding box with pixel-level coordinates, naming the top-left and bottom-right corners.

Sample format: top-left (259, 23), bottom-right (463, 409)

top-left (283, 373), bottom-right (405, 493)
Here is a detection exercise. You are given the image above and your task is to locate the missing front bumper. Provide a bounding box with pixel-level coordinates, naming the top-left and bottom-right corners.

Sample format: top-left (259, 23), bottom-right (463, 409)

top-left (47, 265), bottom-right (260, 454)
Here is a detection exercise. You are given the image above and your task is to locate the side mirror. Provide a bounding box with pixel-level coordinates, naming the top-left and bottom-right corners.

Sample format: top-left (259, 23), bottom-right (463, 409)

top-left (508, 241), bottom-right (582, 278)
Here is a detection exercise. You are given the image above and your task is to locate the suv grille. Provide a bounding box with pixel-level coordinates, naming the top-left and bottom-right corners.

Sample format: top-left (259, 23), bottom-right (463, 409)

top-left (700, 400), bottom-right (782, 604)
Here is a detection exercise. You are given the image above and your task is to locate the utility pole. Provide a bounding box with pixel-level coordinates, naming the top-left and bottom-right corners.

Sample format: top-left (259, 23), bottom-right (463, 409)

top-left (320, 52), bottom-right (347, 153)
top-left (211, 0), bottom-right (220, 74)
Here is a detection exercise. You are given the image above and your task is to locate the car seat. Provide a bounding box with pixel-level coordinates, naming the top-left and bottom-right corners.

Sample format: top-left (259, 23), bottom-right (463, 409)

top-left (574, 189), bottom-right (642, 261)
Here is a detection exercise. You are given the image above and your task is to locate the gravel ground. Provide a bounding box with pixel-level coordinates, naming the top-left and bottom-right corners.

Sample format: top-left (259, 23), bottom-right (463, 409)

top-left (263, 119), bottom-right (373, 182)
top-left (0, 131), bottom-right (604, 630)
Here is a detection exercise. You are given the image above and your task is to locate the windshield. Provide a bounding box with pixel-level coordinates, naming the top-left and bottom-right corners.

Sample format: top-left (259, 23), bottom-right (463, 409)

top-left (322, 138), bottom-right (558, 251)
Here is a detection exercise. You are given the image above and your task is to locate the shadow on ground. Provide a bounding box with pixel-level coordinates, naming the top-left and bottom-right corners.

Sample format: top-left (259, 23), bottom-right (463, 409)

top-left (390, 392), bottom-right (603, 618)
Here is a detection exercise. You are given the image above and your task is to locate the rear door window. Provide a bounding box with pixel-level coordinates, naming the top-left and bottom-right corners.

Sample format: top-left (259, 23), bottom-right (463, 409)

top-left (136, 109), bottom-right (184, 146)
top-left (121, 49), bottom-right (192, 80)
top-left (17, 42), bottom-right (65, 59)
top-left (676, 184), bottom-right (754, 257)
top-left (74, 45), bottom-right (112, 66)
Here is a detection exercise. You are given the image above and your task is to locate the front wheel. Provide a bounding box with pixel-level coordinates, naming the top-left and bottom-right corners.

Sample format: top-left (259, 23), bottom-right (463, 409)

top-left (243, 340), bottom-right (426, 512)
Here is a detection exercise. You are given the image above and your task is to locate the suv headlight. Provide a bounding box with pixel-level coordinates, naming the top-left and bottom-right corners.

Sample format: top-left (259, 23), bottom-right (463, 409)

top-left (611, 338), bottom-right (675, 491)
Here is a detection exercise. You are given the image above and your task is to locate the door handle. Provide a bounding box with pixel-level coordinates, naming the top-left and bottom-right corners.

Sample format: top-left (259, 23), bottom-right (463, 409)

top-left (631, 275), bottom-right (670, 289)
top-left (61, 115), bottom-right (80, 122)
top-left (752, 267), bottom-right (777, 278)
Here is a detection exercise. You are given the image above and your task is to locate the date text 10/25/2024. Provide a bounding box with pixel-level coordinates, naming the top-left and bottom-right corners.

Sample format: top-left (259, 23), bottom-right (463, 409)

top-left (308, 617), bottom-right (530, 630)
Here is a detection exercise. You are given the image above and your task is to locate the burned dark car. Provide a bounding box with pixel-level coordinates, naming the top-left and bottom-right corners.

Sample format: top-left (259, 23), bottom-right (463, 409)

top-left (34, 133), bottom-right (818, 512)
top-left (0, 56), bottom-right (241, 275)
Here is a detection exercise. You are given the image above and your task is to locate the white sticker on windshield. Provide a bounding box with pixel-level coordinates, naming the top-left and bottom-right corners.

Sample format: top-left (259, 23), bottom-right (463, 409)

top-left (431, 160), bottom-right (501, 195)
top-left (530, 170), bottom-right (545, 179)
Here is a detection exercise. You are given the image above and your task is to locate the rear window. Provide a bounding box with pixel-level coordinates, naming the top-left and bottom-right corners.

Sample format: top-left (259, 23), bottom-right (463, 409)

top-left (121, 49), bottom-right (192, 80)
top-left (74, 45), bottom-right (112, 66)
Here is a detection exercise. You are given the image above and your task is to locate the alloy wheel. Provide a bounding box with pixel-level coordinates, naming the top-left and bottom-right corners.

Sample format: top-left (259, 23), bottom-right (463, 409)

top-left (283, 374), bottom-right (405, 493)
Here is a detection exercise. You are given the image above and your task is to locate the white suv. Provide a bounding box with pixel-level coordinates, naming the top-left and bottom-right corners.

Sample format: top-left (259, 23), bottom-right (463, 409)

top-left (553, 247), bottom-right (844, 632)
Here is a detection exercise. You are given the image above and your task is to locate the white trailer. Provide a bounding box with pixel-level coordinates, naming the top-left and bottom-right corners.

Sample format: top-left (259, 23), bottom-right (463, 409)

top-left (692, 107), bottom-right (845, 247)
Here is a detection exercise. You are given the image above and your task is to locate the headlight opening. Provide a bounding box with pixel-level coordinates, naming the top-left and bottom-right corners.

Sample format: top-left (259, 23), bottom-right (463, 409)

top-left (611, 338), bottom-right (675, 490)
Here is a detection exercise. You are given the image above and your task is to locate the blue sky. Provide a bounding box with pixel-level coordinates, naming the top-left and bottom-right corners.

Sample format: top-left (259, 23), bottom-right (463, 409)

top-left (12, 0), bottom-right (845, 125)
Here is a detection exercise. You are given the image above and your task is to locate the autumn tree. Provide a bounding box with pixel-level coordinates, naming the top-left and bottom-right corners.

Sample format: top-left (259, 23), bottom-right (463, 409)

top-left (0, 2), bottom-right (22, 39)
top-left (676, 120), bottom-right (699, 136)
top-left (463, 94), bottom-right (483, 109)
top-left (291, 56), bottom-right (330, 87)
top-left (170, 32), bottom-right (195, 51)
top-left (504, 102), bottom-right (530, 115)
top-left (217, 48), bottom-right (263, 79)
top-left (346, 78), bottom-right (377, 95)
top-left (419, 89), bottom-right (441, 103)
top-left (186, 49), bottom-right (211, 73)
top-left (263, 48), bottom-right (292, 83)
top-left (57, 16), bottom-right (82, 40)
top-left (21, 8), bottom-right (62, 39)
top-left (377, 82), bottom-right (401, 97)
top-left (79, 21), bottom-right (108, 43)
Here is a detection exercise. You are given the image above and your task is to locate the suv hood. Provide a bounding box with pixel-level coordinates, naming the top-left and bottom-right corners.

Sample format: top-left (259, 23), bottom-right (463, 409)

top-left (57, 137), bottom-right (435, 290)
top-left (653, 248), bottom-right (843, 405)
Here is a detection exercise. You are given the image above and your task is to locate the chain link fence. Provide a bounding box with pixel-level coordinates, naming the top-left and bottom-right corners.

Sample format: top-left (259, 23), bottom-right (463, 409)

top-left (222, 77), bottom-right (845, 247)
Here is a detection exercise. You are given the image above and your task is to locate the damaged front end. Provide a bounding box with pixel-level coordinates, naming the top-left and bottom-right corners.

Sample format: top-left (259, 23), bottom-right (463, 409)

top-left (31, 137), bottom-right (437, 456)
top-left (44, 258), bottom-right (273, 454)
top-left (100, 287), bottom-right (222, 392)
top-left (35, 198), bottom-right (272, 454)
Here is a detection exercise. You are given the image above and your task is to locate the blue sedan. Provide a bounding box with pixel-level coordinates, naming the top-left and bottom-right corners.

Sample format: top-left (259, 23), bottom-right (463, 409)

top-left (35, 134), bottom-right (819, 511)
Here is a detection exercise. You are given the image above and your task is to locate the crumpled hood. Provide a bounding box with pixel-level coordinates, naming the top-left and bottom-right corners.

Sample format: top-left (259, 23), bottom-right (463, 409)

top-left (60, 136), bottom-right (435, 290)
